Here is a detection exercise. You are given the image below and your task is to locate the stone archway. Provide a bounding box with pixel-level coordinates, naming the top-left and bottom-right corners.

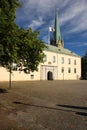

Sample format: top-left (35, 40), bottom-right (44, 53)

top-left (47, 71), bottom-right (53, 80)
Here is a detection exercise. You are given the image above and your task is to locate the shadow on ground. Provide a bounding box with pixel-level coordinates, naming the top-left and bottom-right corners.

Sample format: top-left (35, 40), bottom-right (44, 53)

top-left (13, 101), bottom-right (87, 117)
top-left (57, 104), bottom-right (87, 110)
top-left (76, 112), bottom-right (87, 116)
top-left (0, 88), bottom-right (8, 94)
top-left (57, 104), bottom-right (87, 117)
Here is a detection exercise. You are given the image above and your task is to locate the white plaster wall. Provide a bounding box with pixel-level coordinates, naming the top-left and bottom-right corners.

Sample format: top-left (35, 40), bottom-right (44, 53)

top-left (41, 51), bottom-right (58, 67)
top-left (0, 50), bottom-right (81, 81)
top-left (40, 50), bottom-right (58, 80)
top-left (57, 54), bottom-right (81, 80)
top-left (0, 67), bottom-right (9, 81)
top-left (0, 66), bottom-right (40, 81)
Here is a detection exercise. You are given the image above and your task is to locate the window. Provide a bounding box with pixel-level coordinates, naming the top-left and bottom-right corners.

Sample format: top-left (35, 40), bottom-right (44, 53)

top-left (62, 57), bottom-right (64, 64)
top-left (68, 68), bottom-right (71, 73)
top-left (61, 67), bottom-right (64, 73)
top-left (53, 56), bottom-right (56, 63)
top-left (43, 55), bottom-right (47, 62)
top-left (68, 58), bottom-right (71, 64)
top-left (74, 60), bottom-right (76, 65)
top-left (74, 68), bottom-right (76, 73)
top-left (31, 74), bottom-right (34, 79)
top-left (12, 63), bottom-right (17, 71)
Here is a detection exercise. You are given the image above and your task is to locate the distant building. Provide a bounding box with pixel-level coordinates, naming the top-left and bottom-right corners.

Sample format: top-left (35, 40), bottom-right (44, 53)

top-left (0, 10), bottom-right (81, 81)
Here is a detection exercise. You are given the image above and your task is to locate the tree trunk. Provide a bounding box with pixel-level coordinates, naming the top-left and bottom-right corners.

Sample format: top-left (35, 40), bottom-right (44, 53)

top-left (9, 65), bottom-right (12, 89)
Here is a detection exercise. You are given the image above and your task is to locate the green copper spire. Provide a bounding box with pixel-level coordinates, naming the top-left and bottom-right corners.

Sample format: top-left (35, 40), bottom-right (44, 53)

top-left (50, 9), bottom-right (64, 47)
top-left (54, 9), bottom-right (61, 46)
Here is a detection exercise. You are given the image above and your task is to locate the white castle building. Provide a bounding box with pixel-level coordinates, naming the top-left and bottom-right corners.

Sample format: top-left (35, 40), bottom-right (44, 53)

top-left (0, 11), bottom-right (81, 81)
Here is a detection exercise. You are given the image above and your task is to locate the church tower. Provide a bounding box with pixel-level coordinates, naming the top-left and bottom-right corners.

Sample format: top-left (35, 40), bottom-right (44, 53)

top-left (50, 10), bottom-right (64, 48)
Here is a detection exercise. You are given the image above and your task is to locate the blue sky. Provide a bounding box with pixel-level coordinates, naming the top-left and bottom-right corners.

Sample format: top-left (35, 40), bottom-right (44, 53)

top-left (15, 0), bottom-right (87, 57)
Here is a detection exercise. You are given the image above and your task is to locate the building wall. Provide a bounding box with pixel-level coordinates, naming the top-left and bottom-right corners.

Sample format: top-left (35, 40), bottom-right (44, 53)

top-left (40, 50), bottom-right (58, 80)
top-left (0, 50), bottom-right (81, 81)
top-left (40, 65), bottom-right (58, 80)
top-left (0, 66), bottom-right (40, 81)
top-left (41, 50), bottom-right (58, 66)
top-left (57, 54), bottom-right (81, 80)
top-left (0, 67), bottom-right (9, 81)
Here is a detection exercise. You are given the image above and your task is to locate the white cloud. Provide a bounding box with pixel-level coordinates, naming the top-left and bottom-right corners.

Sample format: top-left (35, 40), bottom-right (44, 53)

top-left (77, 43), bottom-right (87, 47)
top-left (67, 42), bottom-right (87, 47)
top-left (68, 12), bottom-right (87, 33)
top-left (60, 1), bottom-right (85, 24)
top-left (15, 0), bottom-right (87, 56)
top-left (28, 17), bottom-right (45, 30)
top-left (60, 0), bottom-right (87, 34)
top-left (16, 0), bottom-right (87, 36)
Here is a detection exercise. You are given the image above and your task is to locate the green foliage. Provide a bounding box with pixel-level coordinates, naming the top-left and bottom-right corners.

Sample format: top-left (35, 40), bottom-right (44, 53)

top-left (0, 0), bottom-right (45, 73)
top-left (18, 28), bottom-right (45, 72)
top-left (0, 0), bottom-right (21, 67)
top-left (81, 51), bottom-right (87, 79)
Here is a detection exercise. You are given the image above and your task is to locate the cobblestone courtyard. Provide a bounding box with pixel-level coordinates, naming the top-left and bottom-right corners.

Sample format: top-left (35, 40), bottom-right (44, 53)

top-left (0, 80), bottom-right (87, 130)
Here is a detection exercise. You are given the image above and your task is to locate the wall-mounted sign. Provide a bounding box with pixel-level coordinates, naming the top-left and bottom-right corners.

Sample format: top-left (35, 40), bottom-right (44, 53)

top-left (48, 61), bottom-right (52, 64)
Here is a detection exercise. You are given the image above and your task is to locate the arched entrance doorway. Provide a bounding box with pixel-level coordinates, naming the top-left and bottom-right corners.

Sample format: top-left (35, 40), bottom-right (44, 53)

top-left (47, 71), bottom-right (53, 80)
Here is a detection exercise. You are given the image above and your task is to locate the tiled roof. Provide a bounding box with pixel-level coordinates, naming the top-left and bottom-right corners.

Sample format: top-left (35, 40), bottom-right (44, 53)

top-left (44, 45), bottom-right (80, 57)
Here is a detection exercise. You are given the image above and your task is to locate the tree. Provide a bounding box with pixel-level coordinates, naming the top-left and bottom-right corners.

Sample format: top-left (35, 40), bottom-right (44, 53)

top-left (0, 0), bottom-right (21, 64)
top-left (0, 0), bottom-right (21, 88)
top-left (81, 51), bottom-right (87, 79)
top-left (18, 28), bottom-right (45, 72)
top-left (0, 0), bottom-right (45, 87)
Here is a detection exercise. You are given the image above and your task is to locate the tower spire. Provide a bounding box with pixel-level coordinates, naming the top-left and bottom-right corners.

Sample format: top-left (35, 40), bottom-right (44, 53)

top-left (54, 9), bottom-right (64, 47)
top-left (50, 9), bottom-right (64, 47)
top-left (55, 9), bottom-right (61, 44)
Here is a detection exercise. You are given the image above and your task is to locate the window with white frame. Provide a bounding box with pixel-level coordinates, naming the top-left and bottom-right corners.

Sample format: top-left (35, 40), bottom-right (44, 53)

top-left (43, 55), bottom-right (47, 62)
top-left (61, 67), bottom-right (64, 73)
top-left (74, 60), bottom-right (76, 65)
top-left (68, 68), bottom-right (71, 73)
top-left (68, 58), bottom-right (71, 64)
top-left (61, 57), bottom-right (64, 64)
top-left (74, 68), bottom-right (76, 73)
top-left (53, 56), bottom-right (56, 63)
top-left (12, 63), bottom-right (17, 71)
top-left (31, 74), bottom-right (34, 79)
